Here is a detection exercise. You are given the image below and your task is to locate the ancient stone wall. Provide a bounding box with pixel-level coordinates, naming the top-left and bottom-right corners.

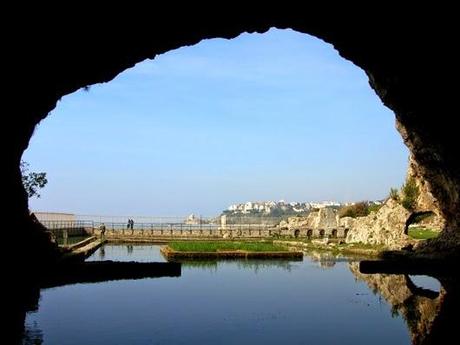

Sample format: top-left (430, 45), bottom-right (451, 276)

top-left (344, 199), bottom-right (411, 249)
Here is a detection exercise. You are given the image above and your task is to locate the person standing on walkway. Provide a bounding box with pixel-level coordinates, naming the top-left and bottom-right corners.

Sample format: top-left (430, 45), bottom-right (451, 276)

top-left (100, 223), bottom-right (106, 241)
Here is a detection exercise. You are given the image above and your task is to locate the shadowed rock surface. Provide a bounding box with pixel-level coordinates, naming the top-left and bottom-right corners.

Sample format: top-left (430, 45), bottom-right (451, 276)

top-left (6, 9), bottom-right (458, 270)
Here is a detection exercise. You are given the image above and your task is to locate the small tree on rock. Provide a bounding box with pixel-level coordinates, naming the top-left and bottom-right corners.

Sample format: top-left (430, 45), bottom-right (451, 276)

top-left (21, 161), bottom-right (48, 198)
top-left (401, 177), bottom-right (419, 211)
top-left (389, 187), bottom-right (399, 201)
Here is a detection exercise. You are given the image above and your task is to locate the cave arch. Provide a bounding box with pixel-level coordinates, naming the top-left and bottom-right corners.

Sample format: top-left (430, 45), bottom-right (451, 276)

top-left (405, 211), bottom-right (436, 235)
top-left (8, 12), bottom-right (459, 264)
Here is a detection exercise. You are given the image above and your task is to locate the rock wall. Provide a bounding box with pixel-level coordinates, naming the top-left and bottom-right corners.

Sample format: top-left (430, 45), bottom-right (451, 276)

top-left (407, 155), bottom-right (446, 230)
top-left (279, 207), bottom-right (338, 231)
top-left (344, 199), bottom-right (411, 249)
top-left (279, 200), bottom-right (411, 248)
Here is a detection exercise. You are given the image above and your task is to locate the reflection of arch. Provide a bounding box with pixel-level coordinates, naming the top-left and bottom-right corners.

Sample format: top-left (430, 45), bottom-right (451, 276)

top-left (319, 229), bottom-right (325, 238)
top-left (405, 275), bottom-right (440, 299)
top-left (294, 229), bottom-right (300, 238)
top-left (307, 229), bottom-right (313, 239)
top-left (331, 229), bottom-right (337, 238)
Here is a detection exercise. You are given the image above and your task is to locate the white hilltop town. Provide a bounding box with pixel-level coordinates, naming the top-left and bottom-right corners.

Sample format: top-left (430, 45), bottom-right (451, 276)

top-left (224, 200), bottom-right (346, 215)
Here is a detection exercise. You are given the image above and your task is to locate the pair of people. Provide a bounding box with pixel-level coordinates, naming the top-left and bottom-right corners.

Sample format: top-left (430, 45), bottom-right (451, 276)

top-left (127, 219), bottom-right (134, 229)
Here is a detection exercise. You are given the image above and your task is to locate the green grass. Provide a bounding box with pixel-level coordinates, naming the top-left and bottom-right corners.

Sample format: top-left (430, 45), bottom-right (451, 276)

top-left (168, 241), bottom-right (285, 252)
top-left (408, 227), bottom-right (439, 240)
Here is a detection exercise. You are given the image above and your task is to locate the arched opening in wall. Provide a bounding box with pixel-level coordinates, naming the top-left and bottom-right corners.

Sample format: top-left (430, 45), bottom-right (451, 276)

top-left (23, 28), bottom-right (408, 240)
top-left (331, 229), bottom-right (337, 238)
top-left (405, 211), bottom-right (440, 240)
top-left (307, 229), bottom-right (313, 239)
top-left (319, 229), bottom-right (325, 238)
top-left (294, 229), bottom-right (300, 238)
top-left (344, 228), bottom-right (349, 238)
top-left (406, 275), bottom-right (441, 297)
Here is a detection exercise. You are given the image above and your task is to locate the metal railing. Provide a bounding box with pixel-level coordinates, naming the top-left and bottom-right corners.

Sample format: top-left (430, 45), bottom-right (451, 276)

top-left (40, 220), bottom-right (94, 230)
top-left (40, 220), bottom-right (277, 233)
top-left (91, 222), bottom-right (275, 231)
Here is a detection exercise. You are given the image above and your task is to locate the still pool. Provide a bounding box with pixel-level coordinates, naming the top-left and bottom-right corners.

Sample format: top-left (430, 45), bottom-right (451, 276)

top-left (23, 244), bottom-right (443, 344)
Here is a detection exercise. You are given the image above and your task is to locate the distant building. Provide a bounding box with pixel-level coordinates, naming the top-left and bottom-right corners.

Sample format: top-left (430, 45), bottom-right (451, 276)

top-left (185, 214), bottom-right (201, 225)
top-left (32, 211), bottom-right (75, 222)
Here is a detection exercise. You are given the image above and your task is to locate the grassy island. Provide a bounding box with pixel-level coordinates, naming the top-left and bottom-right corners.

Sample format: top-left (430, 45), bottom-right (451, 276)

top-left (161, 241), bottom-right (302, 260)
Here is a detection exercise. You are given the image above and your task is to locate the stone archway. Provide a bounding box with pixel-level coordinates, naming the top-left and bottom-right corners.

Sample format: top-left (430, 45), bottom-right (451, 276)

top-left (294, 229), bottom-right (300, 238)
top-left (7, 11), bottom-right (460, 265)
top-left (405, 211), bottom-right (436, 235)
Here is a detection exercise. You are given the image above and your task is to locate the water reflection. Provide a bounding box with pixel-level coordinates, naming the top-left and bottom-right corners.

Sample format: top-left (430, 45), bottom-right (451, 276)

top-left (178, 259), bottom-right (298, 273)
top-left (98, 246), bottom-right (105, 260)
top-left (15, 245), bottom-right (458, 345)
top-left (348, 262), bottom-right (450, 345)
top-left (86, 243), bottom-right (167, 262)
top-left (308, 250), bottom-right (338, 268)
top-left (22, 322), bottom-right (44, 345)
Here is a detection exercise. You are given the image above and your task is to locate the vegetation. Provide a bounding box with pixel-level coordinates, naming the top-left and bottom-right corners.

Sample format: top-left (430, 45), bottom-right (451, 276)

top-left (401, 177), bottom-right (420, 211)
top-left (20, 161), bottom-right (48, 198)
top-left (408, 227), bottom-right (439, 240)
top-left (168, 241), bottom-right (285, 252)
top-left (338, 202), bottom-right (370, 218)
top-left (389, 187), bottom-right (399, 201)
top-left (367, 203), bottom-right (383, 213)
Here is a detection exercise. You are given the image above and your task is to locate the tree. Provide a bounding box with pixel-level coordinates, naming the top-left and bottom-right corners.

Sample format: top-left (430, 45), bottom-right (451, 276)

top-left (338, 201), bottom-right (370, 218)
top-left (401, 177), bottom-right (419, 211)
top-left (21, 161), bottom-right (48, 198)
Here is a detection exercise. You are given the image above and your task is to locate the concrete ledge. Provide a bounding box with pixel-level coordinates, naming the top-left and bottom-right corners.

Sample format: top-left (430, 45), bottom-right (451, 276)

top-left (160, 246), bottom-right (303, 260)
top-left (64, 236), bottom-right (97, 250)
top-left (60, 239), bottom-right (106, 263)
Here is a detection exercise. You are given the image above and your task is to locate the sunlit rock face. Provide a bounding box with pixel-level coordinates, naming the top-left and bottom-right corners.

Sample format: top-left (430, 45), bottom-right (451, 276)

top-left (280, 208), bottom-right (338, 231)
top-left (407, 155), bottom-right (446, 231)
top-left (344, 199), bottom-right (411, 249)
top-left (6, 11), bottom-right (459, 263)
top-left (342, 159), bottom-right (448, 249)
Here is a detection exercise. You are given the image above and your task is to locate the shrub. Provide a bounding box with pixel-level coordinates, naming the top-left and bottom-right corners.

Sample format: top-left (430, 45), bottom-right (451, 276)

top-left (368, 203), bottom-right (382, 213)
top-left (401, 177), bottom-right (419, 211)
top-left (339, 202), bottom-right (370, 218)
top-left (389, 187), bottom-right (399, 201)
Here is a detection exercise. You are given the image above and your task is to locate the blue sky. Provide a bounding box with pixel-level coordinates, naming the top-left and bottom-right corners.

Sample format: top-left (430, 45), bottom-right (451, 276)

top-left (23, 28), bottom-right (408, 216)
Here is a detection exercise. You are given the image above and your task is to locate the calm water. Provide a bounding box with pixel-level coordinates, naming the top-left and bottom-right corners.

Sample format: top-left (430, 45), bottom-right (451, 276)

top-left (56, 235), bottom-right (91, 246)
top-left (23, 244), bottom-right (443, 344)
